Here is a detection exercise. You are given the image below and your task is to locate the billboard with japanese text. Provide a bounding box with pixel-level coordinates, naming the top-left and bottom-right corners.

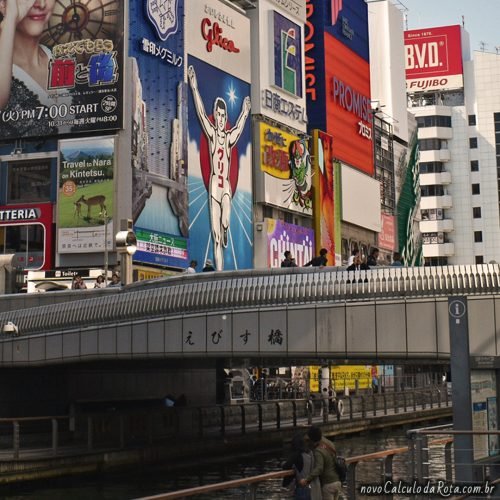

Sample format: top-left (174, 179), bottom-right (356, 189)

top-left (305, 0), bottom-right (327, 131)
top-left (186, 0), bottom-right (252, 271)
top-left (0, 1), bottom-right (124, 140)
top-left (57, 136), bottom-right (114, 254)
top-left (325, 34), bottom-right (373, 174)
top-left (129, 0), bottom-right (188, 269)
top-left (266, 219), bottom-right (314, 268)
top-left (312, 130), bottom-right (341, 266)
top-left (255, 122), bottom-right (312, 214)
top-left (378, 213), bottom-right (396, 252)
top-left (327, 0), bottom-right (369, 62)
top-left (0, 202), bottom-right (53, 270)
top-left (405, 25), bottom-right (463, 92)
top-left (248, 0), bottom-right (307, 132)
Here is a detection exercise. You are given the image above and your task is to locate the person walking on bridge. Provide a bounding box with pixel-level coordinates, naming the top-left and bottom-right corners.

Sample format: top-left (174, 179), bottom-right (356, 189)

top-left (299, 426), bottom-right (342, 499)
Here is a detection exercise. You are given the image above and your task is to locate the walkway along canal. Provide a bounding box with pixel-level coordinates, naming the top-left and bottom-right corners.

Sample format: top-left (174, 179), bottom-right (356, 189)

top-left (0, 387), bottom-right (450, 484)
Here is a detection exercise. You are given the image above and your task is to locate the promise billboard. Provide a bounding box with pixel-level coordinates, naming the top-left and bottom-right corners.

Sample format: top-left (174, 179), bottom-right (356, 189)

top-left (404, 25), bottom-right (464, 92)
top-left (325, 35), bottom-right (373, 175)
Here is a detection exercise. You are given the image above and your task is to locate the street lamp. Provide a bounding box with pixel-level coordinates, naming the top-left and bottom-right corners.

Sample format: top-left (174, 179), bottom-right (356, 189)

top-left (116, 219), bottom-right (137, 286)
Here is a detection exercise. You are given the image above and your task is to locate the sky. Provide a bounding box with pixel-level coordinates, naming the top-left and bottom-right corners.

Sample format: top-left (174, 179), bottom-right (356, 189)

top-left (399, 0), bottom-right (500, 54)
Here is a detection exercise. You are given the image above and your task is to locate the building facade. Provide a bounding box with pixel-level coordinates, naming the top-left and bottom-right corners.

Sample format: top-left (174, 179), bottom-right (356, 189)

top-left (406, 25), bottom-right (500, 265)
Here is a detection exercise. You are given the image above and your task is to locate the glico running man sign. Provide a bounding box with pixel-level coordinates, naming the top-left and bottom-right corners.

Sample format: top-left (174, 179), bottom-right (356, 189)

top-left (0, 0), bottom-right (124, 140)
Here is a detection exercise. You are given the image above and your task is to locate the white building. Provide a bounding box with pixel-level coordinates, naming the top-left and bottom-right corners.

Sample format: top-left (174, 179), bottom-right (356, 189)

top-left (406, 25), bottom-right (500, 264)
top-left (369, 0), bottom-right (422, 265)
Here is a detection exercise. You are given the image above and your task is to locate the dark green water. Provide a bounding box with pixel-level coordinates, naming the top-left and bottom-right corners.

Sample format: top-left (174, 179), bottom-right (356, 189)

top-left (0, 427), bottom-right (448, 500)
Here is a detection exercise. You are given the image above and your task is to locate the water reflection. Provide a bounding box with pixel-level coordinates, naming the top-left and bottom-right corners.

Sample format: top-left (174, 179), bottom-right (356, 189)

top-left (0, 425), bottom-right (451, 500)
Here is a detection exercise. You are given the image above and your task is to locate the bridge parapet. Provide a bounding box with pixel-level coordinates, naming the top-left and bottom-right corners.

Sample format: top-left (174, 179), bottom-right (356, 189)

top-left (0, 264), bottom-right (498, 337)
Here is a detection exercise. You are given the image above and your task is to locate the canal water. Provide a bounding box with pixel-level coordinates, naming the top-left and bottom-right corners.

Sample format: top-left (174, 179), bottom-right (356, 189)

top-left (0, 423), bottom-right (450, 500)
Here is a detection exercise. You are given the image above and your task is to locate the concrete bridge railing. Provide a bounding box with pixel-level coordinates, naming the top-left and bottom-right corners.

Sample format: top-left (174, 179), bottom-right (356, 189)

top-left (0, 264), bottom-right (498, 337)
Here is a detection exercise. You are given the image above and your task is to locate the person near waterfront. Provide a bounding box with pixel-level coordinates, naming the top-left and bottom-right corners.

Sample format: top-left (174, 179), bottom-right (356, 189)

top-left (299, 426), bottom-right (342, 500)
top-left (347, 249), bottom-right (359, 267)
top-left (281, 251), bottom-right (297, 268)
top-left (185, 260), bottom-right (197, 274)
top-left (94, 275), bottom-right (106, 288)
top-left (391, 252), bottom-right (403, 266)
top-left (304, 248), bottom-right (328, 267)
top-left (367, 247), bottom-right (379, 267)
top-left (202, 259), bottom-right (215, 272)
top-left (346, 255), bottom-right (370, 271)
top-left (71, 274), bottom-right (87, 290)
top-left (283, 433), bottom-right (321, 499)
top-left (108, 273), bottom-right (121, 287)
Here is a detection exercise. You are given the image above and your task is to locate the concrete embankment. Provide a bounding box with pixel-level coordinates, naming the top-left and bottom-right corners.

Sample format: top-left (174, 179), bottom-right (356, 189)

top-left (0, 405), bottom-right (451, 484)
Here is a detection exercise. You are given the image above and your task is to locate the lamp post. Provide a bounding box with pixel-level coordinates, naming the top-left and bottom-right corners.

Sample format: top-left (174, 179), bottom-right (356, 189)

top-left (101, 209), bottom-right (109, 286)
top-left (116, 219), bottom-right (137, 286)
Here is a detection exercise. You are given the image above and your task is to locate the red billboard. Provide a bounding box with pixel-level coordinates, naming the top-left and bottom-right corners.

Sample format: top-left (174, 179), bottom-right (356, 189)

top-left (405, 25), bottom-right (463, 92)
top-left (325, 34), bottom-right (373, 175)
top-left (0, 203), bottom-right (53, 270)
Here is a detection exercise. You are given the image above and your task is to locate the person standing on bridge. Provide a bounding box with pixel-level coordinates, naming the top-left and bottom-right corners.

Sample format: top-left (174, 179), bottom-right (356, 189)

top-left (299, 426), bottom-right (342, 500)
top-left (304, 248), bottom-right (328, 268)
top-left (281, 251), bottom-right (297, 268)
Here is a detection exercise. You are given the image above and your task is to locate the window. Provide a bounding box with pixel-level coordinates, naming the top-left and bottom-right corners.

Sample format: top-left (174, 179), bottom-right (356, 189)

top-left (473, 207), bottom-right (482, 218)
top-left (421, 209), bottom-right (444, 221)
top-left (7, 160), bottom-right (52, 203)
top-left (469, 137), bottom-right (478, 149)
top-left (263, 206), bottom-right (273, 219)
top-left (284, 212), bottom-right (293, 224)
top-left (470, 160), bottom-right (479, 172)
top-left (475, 256), bottom-right (484, 264)
top-left (416, 115), bottom-right (452, 128)
top-left (0, 224), bottom-right (45, 270)
top-left (472, 184), bottom-right (480, 195)
top-left (474, 231), bottom-right (483, 243)
top-left (419, 139), bottom-right (443, 151)
top-left (420, 162), bottom-right (444, 174)
top-left (421, 185), bottom-right (445, 197)
top-left (468, 115), bottom-right (476, 126)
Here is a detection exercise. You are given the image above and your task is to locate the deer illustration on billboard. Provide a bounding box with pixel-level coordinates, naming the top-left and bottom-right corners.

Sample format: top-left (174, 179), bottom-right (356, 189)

top-left (76, 195), bottom-right (107, 220)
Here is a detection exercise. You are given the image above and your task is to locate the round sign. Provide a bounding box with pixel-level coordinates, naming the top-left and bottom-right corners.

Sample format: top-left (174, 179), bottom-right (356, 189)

top-left (449, 299), bottom-right (466, 319)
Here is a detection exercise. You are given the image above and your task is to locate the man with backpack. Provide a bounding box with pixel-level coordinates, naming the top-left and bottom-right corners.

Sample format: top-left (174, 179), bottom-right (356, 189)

top-left (299, 426), bottom-right (343, 499)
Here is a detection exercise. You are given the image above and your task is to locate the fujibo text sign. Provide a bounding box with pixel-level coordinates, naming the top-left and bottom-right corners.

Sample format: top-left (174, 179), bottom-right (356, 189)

top-left (405, 25), bottom-right (464, 92)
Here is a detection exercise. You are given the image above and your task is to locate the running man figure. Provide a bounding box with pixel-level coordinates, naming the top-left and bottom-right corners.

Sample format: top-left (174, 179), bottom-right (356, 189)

top-left (188, 65), bottom-right (251, 271)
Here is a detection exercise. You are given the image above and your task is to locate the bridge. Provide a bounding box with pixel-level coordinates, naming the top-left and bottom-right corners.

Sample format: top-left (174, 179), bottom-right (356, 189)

top-left (0, 264), bottom-right (498, 366)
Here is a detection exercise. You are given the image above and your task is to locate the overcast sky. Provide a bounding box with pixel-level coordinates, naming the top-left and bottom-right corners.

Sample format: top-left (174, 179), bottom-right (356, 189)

top-left (398, 0), bottom-right (500, 54)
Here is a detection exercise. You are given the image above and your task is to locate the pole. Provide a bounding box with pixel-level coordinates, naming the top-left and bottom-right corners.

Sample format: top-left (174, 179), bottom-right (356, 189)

top-left (104, 213), bottom-right (109, 286)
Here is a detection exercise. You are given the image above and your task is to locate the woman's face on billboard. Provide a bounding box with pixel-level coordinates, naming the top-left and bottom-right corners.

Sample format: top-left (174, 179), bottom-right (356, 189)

top-left (16, 0), bottom-right (55, 39)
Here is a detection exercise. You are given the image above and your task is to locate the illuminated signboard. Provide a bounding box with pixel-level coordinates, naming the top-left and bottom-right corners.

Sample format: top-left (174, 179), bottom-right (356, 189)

top-left (405, 25), bottom-right (464, 92)
top-left (305, 0), bottom-right (327, 130)
top-left (312, 130), bottom-right (341, 266)
top-left (135, 227), bottom-right (188, 268)
top-left (186, 0), bottom-right (252, 271)
top-left (57, 136), bottom-right (115, 254)
top-left (0, 1), bottom-right (124, 140)
top-left (0, 203), bottom-right (53, 270)
top-left (129, 0), bottom-right (188, 269)
top-left (325, 34), bottom-right (373, 175)
top-left (266, 219), bottom-right (314, 268)
top-left (256, 122), bottom-right (312, 214)
top-left (274, 11), bottom-right (303, 98)
top-left (326, 0), bottom-right (369, 62)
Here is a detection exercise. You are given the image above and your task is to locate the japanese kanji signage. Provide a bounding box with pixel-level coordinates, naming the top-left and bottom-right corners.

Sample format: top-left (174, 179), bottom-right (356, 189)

top-left (57, 136), bottom-right (115, 254)
top-left (0, 2), bottom-right (124, 140)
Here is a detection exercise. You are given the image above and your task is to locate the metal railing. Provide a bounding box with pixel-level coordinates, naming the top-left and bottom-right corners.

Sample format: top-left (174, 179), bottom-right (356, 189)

top-left (136, 436), bottom-right (454, 499)
top-left (0, 388), bottom-right (449, 460)
top-left (1, 264), bottom-right (499, 336)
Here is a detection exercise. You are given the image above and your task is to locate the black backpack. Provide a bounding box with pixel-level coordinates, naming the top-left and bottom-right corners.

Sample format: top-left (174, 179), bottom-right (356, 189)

top-left (334, 455), bottom-right (347, 483)
top-left (317, 441), bottom-right (348, 483)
